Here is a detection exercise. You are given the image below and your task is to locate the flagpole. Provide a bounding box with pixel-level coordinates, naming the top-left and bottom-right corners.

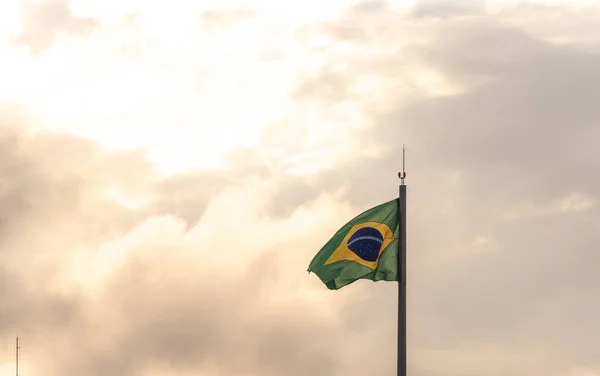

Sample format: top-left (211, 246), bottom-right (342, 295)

top-left (398, 146), bottom-right (407, 376)
top-left (16, 337), bottom-right (19, 376)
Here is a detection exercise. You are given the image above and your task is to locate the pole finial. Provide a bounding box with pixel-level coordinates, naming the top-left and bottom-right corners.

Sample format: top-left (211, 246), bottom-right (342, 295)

top-left (398, 145), bottom-right (406, 185)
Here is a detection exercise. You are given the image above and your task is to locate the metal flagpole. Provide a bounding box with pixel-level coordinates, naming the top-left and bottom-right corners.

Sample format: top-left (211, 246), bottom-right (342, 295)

top-left (398, 146), bottom-right (407, 376)
top-left (16, 337), bottom-right (19, 376)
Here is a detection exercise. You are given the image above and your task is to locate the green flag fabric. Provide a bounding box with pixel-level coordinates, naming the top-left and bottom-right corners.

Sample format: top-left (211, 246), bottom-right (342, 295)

top-left (308, 198), bottom-right (399, 290)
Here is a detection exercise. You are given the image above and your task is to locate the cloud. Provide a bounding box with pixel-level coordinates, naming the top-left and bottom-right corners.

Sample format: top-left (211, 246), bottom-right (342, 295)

top-left (0, 125), bottom-right (155, 267)
top-left (1, 172), bottom-right (370, 375)
top-left (199, 9), bottom-right (255, 31)
top-left (236, 6), bottom-right (600, 375)
top-left (15, 0), bottom-right (98, 53)
top-left (0, 112), bottom-right (372, 376)
top-left (58, 249), bottom-right (340, 376)
top-left (3, 2), bottom-right (600, 376)
top-left (350, 0), bottom-right (388, 14)
top-left (0, 268), bottom-right (82, 340)
top-left (410, 0), bottom-right (486, 18)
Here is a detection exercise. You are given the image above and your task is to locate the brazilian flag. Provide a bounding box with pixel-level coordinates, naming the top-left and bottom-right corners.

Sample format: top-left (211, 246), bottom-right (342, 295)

top-left (308, 198), bottom-right (399, 290)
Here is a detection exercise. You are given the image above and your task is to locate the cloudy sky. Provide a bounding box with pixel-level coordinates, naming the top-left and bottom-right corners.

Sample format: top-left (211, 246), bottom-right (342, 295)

top-left (1, 0), bottom-right (600, 375)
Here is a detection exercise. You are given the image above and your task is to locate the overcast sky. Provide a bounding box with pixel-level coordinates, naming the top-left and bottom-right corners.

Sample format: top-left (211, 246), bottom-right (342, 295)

top-left (1, 0), bottom-right (600, 375)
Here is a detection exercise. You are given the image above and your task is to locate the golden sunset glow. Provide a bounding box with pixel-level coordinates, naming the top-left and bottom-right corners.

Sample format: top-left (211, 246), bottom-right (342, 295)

top-left (1, 1), bottom-right (600, 375)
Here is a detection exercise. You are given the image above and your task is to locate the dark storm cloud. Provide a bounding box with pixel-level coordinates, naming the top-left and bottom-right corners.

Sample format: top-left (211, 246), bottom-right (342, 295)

top-left (15, 0), bottom-right (98, 53)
